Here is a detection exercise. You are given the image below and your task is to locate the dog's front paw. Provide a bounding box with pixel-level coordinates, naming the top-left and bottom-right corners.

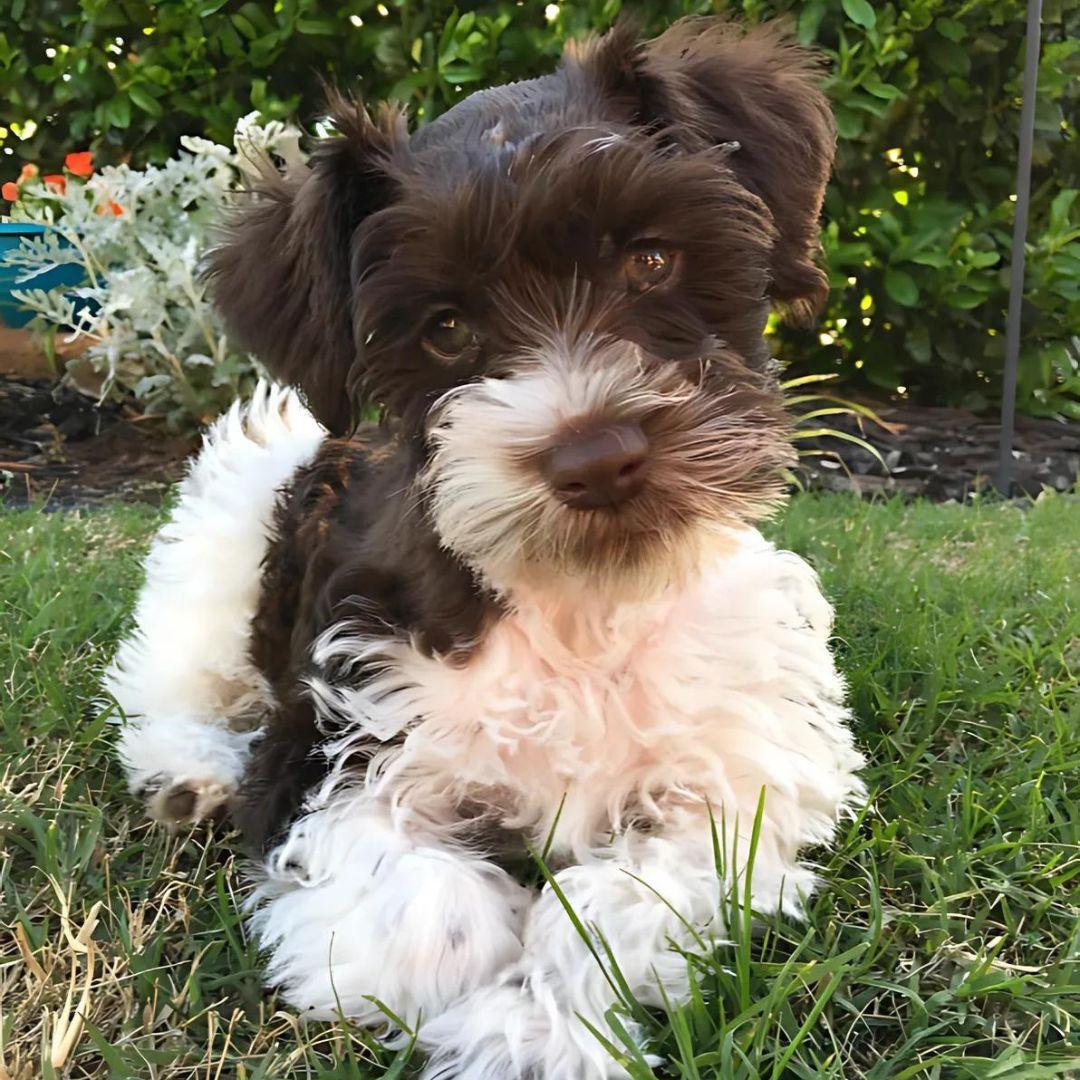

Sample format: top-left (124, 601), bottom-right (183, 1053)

top-left (146, 776), bottom-right (234, 825)
top-left (118, 718), bottom-right (259, 827)
top-left (420, 978), bottom-right (642, 1080)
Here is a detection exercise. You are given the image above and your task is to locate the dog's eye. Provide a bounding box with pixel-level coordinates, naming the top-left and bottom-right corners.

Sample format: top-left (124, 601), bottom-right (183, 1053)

top-left (623, 246), bottom-right (678, 292)
top-left (422, 310), bottom-right (478, 362)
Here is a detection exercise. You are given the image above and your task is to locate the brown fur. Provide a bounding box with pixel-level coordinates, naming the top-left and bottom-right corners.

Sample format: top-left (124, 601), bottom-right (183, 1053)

top-left (236, 428), bottom-right (495, 849)
top-left (210, 16), bottom-right (834, 432)
top-left (208, 16), bottom-right (835, 847)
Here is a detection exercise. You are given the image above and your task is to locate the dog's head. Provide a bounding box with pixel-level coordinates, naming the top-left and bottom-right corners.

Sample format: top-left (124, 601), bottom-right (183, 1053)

top-left (211, 17), bottom-right (834, 591)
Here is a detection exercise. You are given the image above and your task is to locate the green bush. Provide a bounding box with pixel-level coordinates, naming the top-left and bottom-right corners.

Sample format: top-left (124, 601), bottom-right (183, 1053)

top-left (795, 0), bottom-right (1080, 419)
top-left (2, 0), bottom-right (1077, 416)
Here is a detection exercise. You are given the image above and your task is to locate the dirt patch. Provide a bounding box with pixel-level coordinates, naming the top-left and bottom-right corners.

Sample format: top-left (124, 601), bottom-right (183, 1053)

top-left (1, 378), bottom-right (195, 508)
top-left (797, 400), bottom-right (1079, 501)
top-left (0, 327), bottom-right (91, 381)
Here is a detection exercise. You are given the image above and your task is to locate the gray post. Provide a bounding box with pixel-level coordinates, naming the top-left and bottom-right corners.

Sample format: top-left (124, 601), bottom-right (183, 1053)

top-left (997, 0), bottom-right (1043, 494)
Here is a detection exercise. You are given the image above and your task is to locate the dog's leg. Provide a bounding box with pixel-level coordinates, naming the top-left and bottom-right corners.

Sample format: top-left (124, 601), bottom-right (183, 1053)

top-left (105, 384), bottom-right (324, 824)
top-left (250, 789), bottom-right (530, 1027)
top-left (419, 809), bottom-right (771, 1080)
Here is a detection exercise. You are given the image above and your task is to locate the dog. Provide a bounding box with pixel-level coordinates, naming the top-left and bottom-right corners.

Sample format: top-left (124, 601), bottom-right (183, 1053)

top-left (106, 16), bottom-right (864, 1078)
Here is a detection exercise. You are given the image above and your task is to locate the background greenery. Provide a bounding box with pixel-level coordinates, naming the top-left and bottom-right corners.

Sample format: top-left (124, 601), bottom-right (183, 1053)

top-left (1, 0), bottom-right (1078, 417)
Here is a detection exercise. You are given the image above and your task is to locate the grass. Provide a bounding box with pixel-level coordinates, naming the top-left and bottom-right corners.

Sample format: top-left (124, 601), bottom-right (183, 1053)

top-left (1, 492), bottom-right (1078, 1079)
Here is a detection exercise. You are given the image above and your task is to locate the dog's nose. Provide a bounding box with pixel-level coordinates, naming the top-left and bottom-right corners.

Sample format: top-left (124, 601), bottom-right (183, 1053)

top-left (543, 422), bottom-right (650, 509)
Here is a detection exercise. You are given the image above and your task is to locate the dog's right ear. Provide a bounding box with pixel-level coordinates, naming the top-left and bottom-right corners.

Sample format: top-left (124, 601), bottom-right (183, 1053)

top-left (569, 17), bottom-right (836, 325)
top-left (209, 93), bottom-right (403, 434)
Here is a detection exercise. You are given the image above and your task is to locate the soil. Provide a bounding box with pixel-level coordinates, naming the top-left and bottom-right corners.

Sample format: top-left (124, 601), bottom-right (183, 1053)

top-left (0, 377), bottom-right (196, 508)
top-left (796, 400), bottom-right (1080, 502)
top-left (1, 375), bottom-right (1077, 509)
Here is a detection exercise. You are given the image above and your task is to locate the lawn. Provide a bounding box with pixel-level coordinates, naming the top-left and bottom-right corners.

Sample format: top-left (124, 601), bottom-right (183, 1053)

top-left (1, 493), bottom-right (1078, 1079)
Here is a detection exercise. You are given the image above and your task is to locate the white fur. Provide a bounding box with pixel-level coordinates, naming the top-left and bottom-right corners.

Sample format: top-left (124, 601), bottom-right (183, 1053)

top-left (423, 335), bottom-right (790, 596)
top-left (107, 382), bottom-right (324, 810)
top-left (424, 339), bottom-right (702, 589)
top-left (421, 810), bottom-right (724, 1079)
top-left (251, 794), bottom-right (531, 1025)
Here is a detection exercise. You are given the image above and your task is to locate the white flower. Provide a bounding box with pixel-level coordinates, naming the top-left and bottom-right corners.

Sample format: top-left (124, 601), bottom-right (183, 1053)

top-left (180, 135), bottom-right (233, 161)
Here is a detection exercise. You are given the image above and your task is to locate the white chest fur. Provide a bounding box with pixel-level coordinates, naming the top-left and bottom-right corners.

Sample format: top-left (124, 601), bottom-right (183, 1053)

top-left (309, 529), bottom-right (864, 865)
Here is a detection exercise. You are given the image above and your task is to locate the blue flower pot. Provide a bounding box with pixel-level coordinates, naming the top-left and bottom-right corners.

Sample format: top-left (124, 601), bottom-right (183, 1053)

top-left (0, 222), bottom-right (87, 329)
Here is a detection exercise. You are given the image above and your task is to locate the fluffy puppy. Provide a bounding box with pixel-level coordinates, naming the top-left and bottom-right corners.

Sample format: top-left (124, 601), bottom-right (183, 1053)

top-left (106, 17), bottom-right (864, 1079)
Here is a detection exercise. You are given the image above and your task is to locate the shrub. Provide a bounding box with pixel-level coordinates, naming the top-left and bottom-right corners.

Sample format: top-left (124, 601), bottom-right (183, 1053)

top-left (793, 0), bottom-right (1080, 419)
top-left (1, 0), bottom-right (1077, 416)
top-left (2, 117), bottom-right (299, 427)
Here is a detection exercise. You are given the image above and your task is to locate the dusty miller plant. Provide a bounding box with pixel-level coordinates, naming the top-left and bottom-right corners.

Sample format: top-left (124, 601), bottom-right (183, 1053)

top-left (3, 115), bottom-right (302, 428)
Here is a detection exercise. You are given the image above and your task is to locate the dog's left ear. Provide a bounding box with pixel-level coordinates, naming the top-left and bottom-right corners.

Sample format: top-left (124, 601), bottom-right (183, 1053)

top-left (209, 93), bottom-right (404, 434)
top-left (570, 16), bottom-right (836, 321)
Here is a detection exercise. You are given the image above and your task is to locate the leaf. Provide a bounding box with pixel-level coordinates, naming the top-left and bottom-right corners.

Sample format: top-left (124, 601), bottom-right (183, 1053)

top-left (231, 13), bottom-right (258, 39)
top-left (387, 72), bottom-right (430, 102)
top-left (927, 35), bottom-right (972, 76)
top-left (780, 373), bottom-right (841, 390)
top-left (437, 12), bottom-right (459, 61)
top-left (908, 251), bottom-right (952, 269)
top-left (834, 105), bottom-right (863, 140)
top-left (884, 268), bottom-right (919, 306)
top-left (793, 428), bottom-right (889, 470)
top-left (295, 18), bottom-right (337, 35)
top-left (128, 85), bottom-right (163, 118)
top-left (441, 65), bottom-right (485, 86)
top-left (936, 17), bottom-right (966, 43)
top-left (796, 0), bottom-right (827, 45)
top-left (2, 36), bottom-right (25, 69)
top-left (967, 250), bottom-right (1000, 269)
top-left (946, 290), bottom-right (988, 310)
top-left (863, 75), bottom-right (904, 101)
top-left (238, 2), bottom-right (273, 34)
top-left (841, 0), bottom-right (876, 30)
top-left (105, 95), bottom-right (132, 130)
top-left (1049, 189), bottom-right (1078, 233)
top-left (907, 321), bottom-right (932, 364)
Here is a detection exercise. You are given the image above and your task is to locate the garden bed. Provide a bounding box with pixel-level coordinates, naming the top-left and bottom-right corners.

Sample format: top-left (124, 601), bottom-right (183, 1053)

top-left (0, 376), bottom-right (195, 507)
top-left (798, 399), bottom-right (1080, 500)
top-left (2, 373), bottom-right (1076, 507)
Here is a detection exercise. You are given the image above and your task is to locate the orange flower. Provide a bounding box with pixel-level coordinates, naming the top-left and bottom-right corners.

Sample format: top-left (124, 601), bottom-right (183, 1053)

top-left (94, 199), bottom-right (123, 216)
top-left (18, 163), bottom-right (39, 183)
top-left (43, 173), bottom-right (67, 194)
top-left (2, 181), bottom-right (19, 201)
top-left (65, 150), bottom-right (94, 178)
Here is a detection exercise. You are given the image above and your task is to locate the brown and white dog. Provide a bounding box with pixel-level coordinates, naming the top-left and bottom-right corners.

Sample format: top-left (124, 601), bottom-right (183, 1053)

top-left (106, 17), bottom-right (864, 1079)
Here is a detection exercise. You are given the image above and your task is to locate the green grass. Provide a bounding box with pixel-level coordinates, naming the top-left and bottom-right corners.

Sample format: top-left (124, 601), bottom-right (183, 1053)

top-left (1, 493), bottom-right (1078, 1079)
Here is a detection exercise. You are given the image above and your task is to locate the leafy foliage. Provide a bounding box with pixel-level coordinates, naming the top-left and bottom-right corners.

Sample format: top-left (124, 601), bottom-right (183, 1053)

top-left (3, 117), bottom-right (299, 427)
top-left (793, 0), bottom-right (1080, 419)
top-left (1, 0), bottom-right (1077, 415)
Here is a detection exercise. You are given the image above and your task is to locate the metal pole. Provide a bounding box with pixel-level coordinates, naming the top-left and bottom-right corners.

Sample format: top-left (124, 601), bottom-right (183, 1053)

top-left (997, 0), bottom-right (1043, 494)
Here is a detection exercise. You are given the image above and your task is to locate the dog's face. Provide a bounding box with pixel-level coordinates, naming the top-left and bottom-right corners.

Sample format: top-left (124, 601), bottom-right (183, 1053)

top-left (212, 17), bottom-right (835, 589)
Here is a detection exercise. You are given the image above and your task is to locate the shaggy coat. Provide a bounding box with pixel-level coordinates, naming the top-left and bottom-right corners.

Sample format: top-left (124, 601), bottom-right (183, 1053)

top-left (107, 17), bottom-right (864, 1079)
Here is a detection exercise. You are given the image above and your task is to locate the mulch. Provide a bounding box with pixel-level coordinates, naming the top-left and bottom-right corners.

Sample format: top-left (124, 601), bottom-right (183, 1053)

top-left (1, 375), bottom-right (1077, 508)
top-left (0, 378), bottom-right (195, 508)
top-left (796, 401), bottom-right (1079, 501)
